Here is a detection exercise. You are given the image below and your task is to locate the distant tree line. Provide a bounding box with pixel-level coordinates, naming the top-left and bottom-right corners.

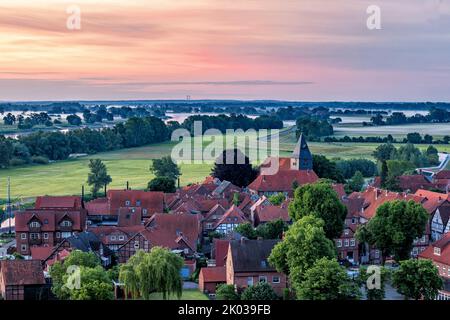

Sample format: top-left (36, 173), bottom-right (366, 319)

top-left (0, 116), bottom-right (169, 168)
top-left (181, 114), bottom-right (283, 135)
top-left (368, 107), bottom-right (450, 126)
top-left (324, 133), bottom-right (450, 145)
top-left (296, 116), bottom-right (334, 139)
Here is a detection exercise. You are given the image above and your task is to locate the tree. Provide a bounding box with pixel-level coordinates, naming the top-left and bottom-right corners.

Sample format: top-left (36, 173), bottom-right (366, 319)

top-left (358, 266), bottom-right (389, 300)
top-left (288, 182), bottom-right (347, 239)
top-left (211, 149), bottom-right (258, 187)
top-left (256, 219), bottom-right (288, 240)
top-left (67, 114), bottom-right (82, 126)
top-left (147, 176), bottom-right (176, 193)
top-left (380, 160), bottom-right (388, 188)
top-left (268, 215), bottom-right (336, 292)
top-left (216, 284), bottom-right (240, 300)
top-left (87, 159), bottom-right (112, 197)
top-left (348, 171), bottom-right (364, 192)
top-left (312, 155), bottom-right (345, 183)
top-left (241, 282), bottom-right (279, 300)
top-left (69, 266), bottom-right (114, 300)
top-left (296, 257), bottom-right (360, 300)
top-left (393, 259), bottom-right (442, 300)
top-left (119, 248), bottom-right (183, 300)
top-left (235, 223), bottom-right (257, 240)
top-left (372, 143), bottom-right (396, 162)
top-left (150, 156), bottom-right (181, 181)
top-left (268, 193), bottom-right (285, 206)
top-left (356, 200), bottom-right (428, 264)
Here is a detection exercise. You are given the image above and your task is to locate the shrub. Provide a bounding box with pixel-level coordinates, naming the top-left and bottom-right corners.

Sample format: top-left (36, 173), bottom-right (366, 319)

top-left (31, 155), bottom-right (49, 164)
top-left (9, 158), bottom-right (27, 166)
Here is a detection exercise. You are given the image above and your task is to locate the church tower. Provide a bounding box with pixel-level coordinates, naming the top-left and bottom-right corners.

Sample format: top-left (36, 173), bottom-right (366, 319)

top-left (291, 133), bottom-right (313, 170)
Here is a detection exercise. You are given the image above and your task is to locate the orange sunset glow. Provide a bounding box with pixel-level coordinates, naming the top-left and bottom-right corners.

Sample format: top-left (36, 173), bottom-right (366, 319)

top-left (1, 0), bottom-right (450, 101)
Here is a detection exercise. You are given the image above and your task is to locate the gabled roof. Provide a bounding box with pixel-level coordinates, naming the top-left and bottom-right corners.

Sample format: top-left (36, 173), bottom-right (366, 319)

top-left (229, 239), bottom-right (280, 273)
top-left (419, 233), bottom-right (450, 265)
top-left (436, 202), bottom-right (450, 227)
top-left (373, 175), bottom-right (436, 193)
top-left (35, 196), bottom-right (82, 210)
top-left (214, 205), bottom-right (246, 228)
top-left (107, 190), bottom-right (164, 215)
top-left (255, 205), bottom-right (290, 223)
top-left (15, 209), bottom-right (86, 232)
top-left (414, 189), bottom-right (449, 213)
top-left (0, 260), bottom-right (45, 286)
top-left (213, 239), bottom-right (230, 267)
top-left (85, 198), bottom-right (109, 215)
top-left (248, 170), bottom-right (319, 193)
top-left (204, 204), bottom-right (227, 222)
top-left (200, 266), bottom-right (226, 283)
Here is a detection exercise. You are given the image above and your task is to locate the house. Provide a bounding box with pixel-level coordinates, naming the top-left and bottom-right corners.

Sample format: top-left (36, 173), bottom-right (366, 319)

top-left (210, 239), bottom-right (230, 267)
top-left (248, 134), bottom-right (319, 197)
top-left (335, 196), bottom-right (365, 265)
top-left (214, 205), bottom-right (247, 235)
top-left (433, 170), bottom-right (450, 192)
top-left (86, 190), bottom-right (165, 226)
top-left (419, 233), bottom-right (450, 300)
top-left (15, 207), bottom-right (87, 257)
top-left (202, 204), bottom-right (227, 235)
top-left (88, 225), bottom-right (144, 252)
top-left (415, 189), bottom-right (450, 242)
top-left (372, 175), bottom-right (436, 193)
top-left (199, 266), bottom-right (226, 296)
top-left (226, 238), bottom-right (287, 296)
top-left (0, 260), bottom-right (47, 300)
top-left (116, 213), bottom-right (200, 263)
top-left (252, 204), bottom-right (290, 227)
top-left (34, 196), bottom-right (83, 210)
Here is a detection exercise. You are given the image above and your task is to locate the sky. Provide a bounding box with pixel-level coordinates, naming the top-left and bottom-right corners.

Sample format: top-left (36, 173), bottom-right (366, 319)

top-left (0, 0), bottom-right (450, 101)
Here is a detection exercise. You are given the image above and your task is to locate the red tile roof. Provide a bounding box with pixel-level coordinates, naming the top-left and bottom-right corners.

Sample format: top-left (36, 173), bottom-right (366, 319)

top-left (435, 170), bottom-right (450, 180)
top-left (419, 233), bottom-right (450, 266)
top-left (373, 175), bottom-right (436, 193)
top-left (414, 189), bottom-right (449, 213)
top-left (332, 183), bottom-right (347, 199)
top-left (107, 190), bottom-right (164, 216)
top-left (350, 187), bottom-right (422, 220)
top-left (30, 246), bottom-right (55, 261)
top-left (15, 209), bottom-right (86, 232)
top-left (255, 205), bottom-right (290, 223)
top-left (85, 198), bottom-right (109, 215)
top-left (248, 170), bottom-right (319, 193)
top-left (214, 205), bottom-right (246, 228)
top-left (0, 260), bottom-right (45, 286)
top-left (213, 239), bottom-right (230, 267)
top-left (88, 225), bottom-right (144, 245)
top-left (260, 157), bottom-right (292, 171)
top-left (35, 196), bottom-right (82, 210)
top-left (141, 213), bottom-right (201, 251)
top-left (199, 266), bottom-right (226, 283)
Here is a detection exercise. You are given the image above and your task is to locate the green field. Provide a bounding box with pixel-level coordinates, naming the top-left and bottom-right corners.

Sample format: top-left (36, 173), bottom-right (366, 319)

top-left (148, 289), bottom-right (209, 300)
top-left (1, 130), bottom-right (449, 200)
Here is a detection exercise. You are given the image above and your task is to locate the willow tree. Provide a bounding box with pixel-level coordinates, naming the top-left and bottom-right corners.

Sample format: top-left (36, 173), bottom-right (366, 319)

top-left (119, 248), bottom-right (183, 300)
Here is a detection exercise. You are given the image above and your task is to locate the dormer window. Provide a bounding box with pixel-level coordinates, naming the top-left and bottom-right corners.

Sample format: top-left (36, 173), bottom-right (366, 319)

top-left (260, 260), bottom-right (267, 268)
top-left (111, 236), bottom-right (117, 241)
top-left (44, 219), bottom-right (49, 224)
top-left (61, 220), bottom-right (72, 227)
top-left (30, 221), bottom-right (40, 228)
top-left (434, 247), bottom-right (441, 256)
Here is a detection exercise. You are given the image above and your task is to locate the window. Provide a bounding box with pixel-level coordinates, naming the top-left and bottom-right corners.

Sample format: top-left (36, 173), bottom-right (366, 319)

top-left (337, 240), bottom-right (342, 247)
top-left (247, 277), bottom-right (253, 286)
top-left (143, 209), bottom-right (148, 215)
top-left (61, 232), bottom-right (72, 238)
top-left (21, 244), bottom-right (27, 252)
top-left (131, 209), bottom-right (135, 213)
top-left (56, 232), bottom-right (60, 238)
top-left (118, 235), bottom-right (125, 241)
top-left (111, 236), bottom-right (117, 241)
top-left (350, 239), bottom-right (355, 247)
top-left (260, 260), bottom-right (267, 268)
top-left (344, 239), bottom-right (349, 247)
top-left (125, 200), bottom-right (131, 206)
top-left (30, 233), bottom-right (39, 240)
top-left (272, 276), bottom-right (280, 284)
top-left (259, 276), bottom-right (267, 283)
top-left (30, 221), bottom-right (40, 228)
top-left (434, 247), bottom-right (441, 256)
top-left (344, 229), bottom-right (349, 236)
top-left (374, 250), bottom-right (380, 258)
top-left (44, 219), bottom-right (49, 224)
top-left (61, 220), bottom-right (72, 227)
top-left (43, 233), bottom-right (49, 239)
top-left (21, 233), bottom-right (27, 240)
top-left (134, 241), bottom-right (140, 249)
top-left (136, 200), bottom-right (141, 206)
top-left (351, 218), bottom-right (356, 224)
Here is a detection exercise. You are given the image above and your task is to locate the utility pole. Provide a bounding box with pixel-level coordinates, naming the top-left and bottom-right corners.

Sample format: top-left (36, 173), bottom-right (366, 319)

top-left (7, 177), bottom-right (11, 235)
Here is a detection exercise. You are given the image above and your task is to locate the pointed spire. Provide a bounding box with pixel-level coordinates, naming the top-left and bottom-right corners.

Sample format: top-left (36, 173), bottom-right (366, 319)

top-left (292, 134), bottom-right (313, 170)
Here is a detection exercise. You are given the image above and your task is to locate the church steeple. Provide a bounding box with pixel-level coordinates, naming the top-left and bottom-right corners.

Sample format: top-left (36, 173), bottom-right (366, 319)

top-left (291, 134), bottom-right (313, 170)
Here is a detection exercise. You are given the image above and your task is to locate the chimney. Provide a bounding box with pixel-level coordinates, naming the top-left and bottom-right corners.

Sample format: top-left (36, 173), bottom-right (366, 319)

top-left (126, 181), bottom-right (129, 190)
top-left (81, 185), bottom-right (85, 209)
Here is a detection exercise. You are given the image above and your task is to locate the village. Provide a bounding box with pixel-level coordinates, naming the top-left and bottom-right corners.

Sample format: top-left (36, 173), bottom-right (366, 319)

top-left (0, 134), bottom-right (449, 301)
